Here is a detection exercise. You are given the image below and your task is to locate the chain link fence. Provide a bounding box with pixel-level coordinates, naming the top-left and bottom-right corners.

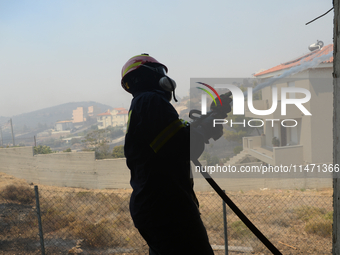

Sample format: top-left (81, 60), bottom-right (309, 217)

top-left (0, 183), bottom-right (332, 254)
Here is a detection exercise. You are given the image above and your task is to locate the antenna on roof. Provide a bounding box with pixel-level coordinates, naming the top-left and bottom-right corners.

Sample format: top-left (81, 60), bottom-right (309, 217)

top-left (308, 40), bottom-right (324, 52)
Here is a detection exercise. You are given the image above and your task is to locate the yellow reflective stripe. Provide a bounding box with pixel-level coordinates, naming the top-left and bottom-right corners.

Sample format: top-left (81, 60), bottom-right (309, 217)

top-left (123, 61), bottom-right (142, 77)
top-left (180, 119), bottom-right (189, 126)
top-left (150, 119), bottom-right (185, 153)
top-left (126, 110), bottom-right (132, 133)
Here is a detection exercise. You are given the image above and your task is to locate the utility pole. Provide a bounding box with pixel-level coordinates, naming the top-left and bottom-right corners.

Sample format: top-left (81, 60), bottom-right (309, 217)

top-left (10, 118), bottom-right (15, 146)
top-left (333, 1), bottom-right (340, 254)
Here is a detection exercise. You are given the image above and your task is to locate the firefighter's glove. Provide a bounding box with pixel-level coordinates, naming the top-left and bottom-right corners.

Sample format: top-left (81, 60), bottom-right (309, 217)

top-left (210, 92), bottom-right (232, 118)
top-left (196, 113), bottom-right (224, 144)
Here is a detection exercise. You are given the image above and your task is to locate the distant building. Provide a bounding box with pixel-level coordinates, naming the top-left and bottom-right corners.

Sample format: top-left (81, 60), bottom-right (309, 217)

top-left (72, 107), bottom-right (86, 123)
top-left (97, 108), bottom-right (129, 129)
top-left (230, 44), bottom-right (333, 166)
top-left (88, 106), bottom-right (101, 118)
top-left (97, 110), bottom-right (113, 129)
top-left (55, 120), bottom-right (73, 131)
top-left (72, 106), bottom-right (102, 123)
top-left (111, 108), bottom-right (128, 127)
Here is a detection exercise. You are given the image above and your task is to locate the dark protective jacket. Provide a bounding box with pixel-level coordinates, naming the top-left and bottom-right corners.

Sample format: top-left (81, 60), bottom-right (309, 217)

top-left (124, 89), bottom-right (205, 229)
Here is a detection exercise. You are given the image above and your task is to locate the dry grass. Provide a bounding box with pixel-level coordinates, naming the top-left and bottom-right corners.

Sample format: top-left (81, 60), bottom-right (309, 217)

top-left (2, 184), bottom-right (35, 204)
top-left (0, 172), bottom-right (333, 254)
top-left (294, 206), bottom-right (332, 237)
top-left (197, 189), bottom-right (333, 254)
top-left (38, 190), bottom-right (139, 250)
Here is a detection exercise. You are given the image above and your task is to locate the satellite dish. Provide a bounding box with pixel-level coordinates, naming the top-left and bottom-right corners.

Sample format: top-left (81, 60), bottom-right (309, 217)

top-left (308, 40), bottom-right (324, 51)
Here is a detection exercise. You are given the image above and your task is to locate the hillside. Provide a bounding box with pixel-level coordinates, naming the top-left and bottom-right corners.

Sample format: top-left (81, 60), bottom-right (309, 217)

top-left (10, 101), bottom-right (112, 130)
top-left (0, 116), bottom-right (8, 126)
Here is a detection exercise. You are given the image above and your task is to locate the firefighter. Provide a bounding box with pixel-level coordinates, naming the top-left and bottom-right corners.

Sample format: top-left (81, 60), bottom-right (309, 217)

top-left (121, 54), bottom-right (231, 255)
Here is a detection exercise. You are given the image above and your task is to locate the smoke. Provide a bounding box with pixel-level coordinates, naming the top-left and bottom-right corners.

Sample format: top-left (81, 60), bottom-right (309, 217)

top-left (244, 50), bottom-right (333, 98)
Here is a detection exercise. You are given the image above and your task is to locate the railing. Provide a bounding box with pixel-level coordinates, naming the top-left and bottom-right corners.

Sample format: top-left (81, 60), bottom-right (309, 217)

top-left (243, 136), bottom-right (304, 166)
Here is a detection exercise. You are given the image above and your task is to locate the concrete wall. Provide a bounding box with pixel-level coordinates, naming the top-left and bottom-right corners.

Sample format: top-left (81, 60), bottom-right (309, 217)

top-left (0, 147), bottom-right (332, 191)
top-left (0, 147), bottom-right (130, 189)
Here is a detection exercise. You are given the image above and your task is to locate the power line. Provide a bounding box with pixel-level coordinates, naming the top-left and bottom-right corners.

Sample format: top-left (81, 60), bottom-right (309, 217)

top-left (305, 7), bottom-right (334, 25)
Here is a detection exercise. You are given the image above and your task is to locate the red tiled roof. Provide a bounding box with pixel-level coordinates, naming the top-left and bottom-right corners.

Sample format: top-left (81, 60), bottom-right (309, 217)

top-left (97, 111), bottom-right (111, 116)
top-left (117, 110), bottom-right (128, 115)
top-left (114, 107), bottom-right (126, 111)
top-left (254, 44), bottom-right (333, 77)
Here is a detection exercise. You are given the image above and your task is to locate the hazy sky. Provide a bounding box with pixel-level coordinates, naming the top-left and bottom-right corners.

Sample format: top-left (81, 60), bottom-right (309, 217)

top-left (0, 0), bottom-right (334, 117)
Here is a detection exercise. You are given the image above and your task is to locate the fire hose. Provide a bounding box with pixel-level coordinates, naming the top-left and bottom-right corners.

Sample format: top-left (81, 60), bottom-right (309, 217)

top-left (189, 92), bottom-right (282, 255)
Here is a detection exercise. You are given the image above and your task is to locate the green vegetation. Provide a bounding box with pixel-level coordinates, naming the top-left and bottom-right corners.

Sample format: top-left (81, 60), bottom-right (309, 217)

top-left (82, 127), bottom-right (125, 159)
top-left (201, 151), bottom-right (220, 166)
top-left (34, 145), bottom-right (53, 154)
top-left (83, 127), bottom-right (123, 145)
top-left (63, 148), bottom-right (72, 152)
top-left (223, 129), bottom-right (247, 143)
top-left (112, 145), bottom-right (124, 158)
top-left (95, 142), bottom-right (111, 159)
top-left (230, 220), bottom-right (252, 238)
top-left (272, 137), bottom-right (280, 147)
top-left (233, 146), bottom-right (243, 155)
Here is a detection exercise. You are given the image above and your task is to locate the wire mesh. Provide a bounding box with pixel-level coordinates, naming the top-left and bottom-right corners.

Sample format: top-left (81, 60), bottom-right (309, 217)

top-left (0, 184), bottom-right (333, 254)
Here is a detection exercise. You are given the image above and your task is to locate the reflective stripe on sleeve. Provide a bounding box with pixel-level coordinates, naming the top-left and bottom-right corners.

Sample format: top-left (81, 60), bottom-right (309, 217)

top-left (150, 119), bottom-right (185, 153)
top-left (126, 110), bottom-right (132, 133)
top-left (180, 119), bottom-right (189, 126)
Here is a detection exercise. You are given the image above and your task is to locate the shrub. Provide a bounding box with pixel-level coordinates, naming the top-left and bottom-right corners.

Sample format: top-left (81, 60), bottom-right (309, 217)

top-left (72, 219), bottom-right (120, 247)
top-left (207, 155), bottom-right (219, 166)
top-left (272, 137), bottom-right (280, 147)
top-left (295, 206), bottom-right (326, 222)
top-left (2, 185), bottom-right (35, 204)
top-left (41, 205), bottom-right (76, 232)
top-left (305, 217), bottom-right (332, 237)
top-left (200, 151), bottom-right (209, 160)
top-left (294, 206), bottom-right (332, 237)
top-left (112, 145), bottom-right (124, 158)
top-left (230, 220), bottom-right (252, 238)
top-left (233, 146), bottom-right (243, 155)
top-left (223, 130), bottom-right (247, 143)
top-left (34, 145), bottom-right (53, 154)
top-left (95, 142), bottom-right (111, 159)
top-left (200, 151), bottom-right (219, 166)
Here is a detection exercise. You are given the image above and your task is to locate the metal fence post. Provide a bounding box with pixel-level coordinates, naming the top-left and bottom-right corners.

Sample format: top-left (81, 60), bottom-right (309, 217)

top-left (223, 190), bottom-right (228, 255)
top-left (34, 185), bottom-right (45, 255)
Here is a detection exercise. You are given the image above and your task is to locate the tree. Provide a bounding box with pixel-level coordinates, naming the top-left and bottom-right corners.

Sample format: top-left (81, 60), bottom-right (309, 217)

top-left (112, 145), bottom-right (124, 158)
top-left (95, 142), bottom-right (111, 159)
top-left (107, 126), bottom-right (124, 139)
top-left (223, 129), bottom-right (247, 143)
top-left (222, 104), bottom-right (262, 143)
top-left (200, 151), bottom-right (219, 166)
